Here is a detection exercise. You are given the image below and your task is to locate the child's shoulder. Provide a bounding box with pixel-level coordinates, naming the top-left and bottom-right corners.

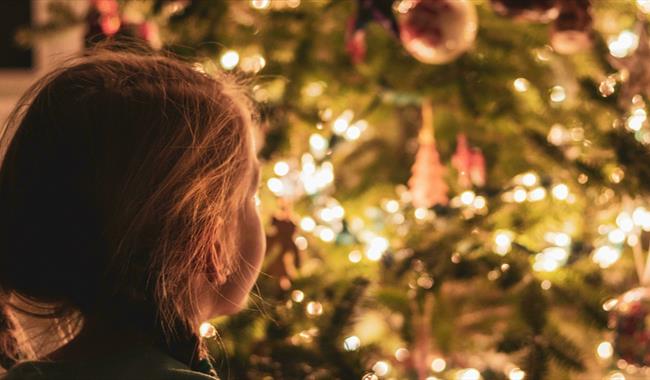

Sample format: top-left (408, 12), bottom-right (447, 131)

top-left (0, 345), bottom-right (217, 380)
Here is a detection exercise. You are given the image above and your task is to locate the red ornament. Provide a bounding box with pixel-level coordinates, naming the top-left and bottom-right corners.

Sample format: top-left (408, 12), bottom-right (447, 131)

top-left (610, 287), bottom-right (650, 367)
top-left (399, 0), bottom-right (477, 65)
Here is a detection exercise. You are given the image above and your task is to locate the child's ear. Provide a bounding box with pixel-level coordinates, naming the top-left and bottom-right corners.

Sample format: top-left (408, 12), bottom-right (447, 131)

top-left (205, 243), bottom-right (222, 284)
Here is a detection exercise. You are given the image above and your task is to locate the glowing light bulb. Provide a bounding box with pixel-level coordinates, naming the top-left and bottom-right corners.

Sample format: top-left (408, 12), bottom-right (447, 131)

top-left (344, 125), bottom-right (362, 141)
top-left (592, 245), bottom-right (621, 268)
top-left (513, 78), bottom-right (530, 92)
top-left (395, 348), bottom-right (410, 361)
top-left (527, 187), bottom-right (546, 202)
top-left (456, 368), bottom-right (480, 380)
top-left (318, 227), bottom-right (335, 242)
top-left (638, 0), bottom-right (650, 13)
top-left (494, 230), bottom-right (513, 256)
top-left (291, 290), bottom-right (305, 303)
top-left (274, 161), bottom-right (290, 176)
top-left (384, 200), bottom-right (400, 213)
top-left (616, 212), bottom-right (634, 233)
top-left (431, 358), bottom-right (446, 372)
top-left (597, 341), bottom-right (614, 359)
top-left (267, 177), bottom-right (284, 194)
top-left (309, 133), bottom-right (328, 156)
top-left (626, 108), bottom-right (647, 131)
top-left (300, 217), bottom-right (316, 232)
top-left (608, 30), bottom-right (639, 58)
top-left (306, 301), bottom-right (323, 316)
top-left (343, 335), bottom-right (361, 351)
top-left (508, 368), bottom-right (525, 380)
top-left (348, 250), bottom-right (362, 263)
top-left (366, 236), bottom-right (388, 261)
top-left (372, 361), bottom-right (390, 376)
top-left (608, 229), bottom-right (626, 244)
top-left (521, 172), bottom-right (538, 187)
top-left (513, 187), bottom-right (527, 203)
top-left (414, 207), bottom-right (428, 220)
top-left (220, 50), bottom-right (239, 70)
top-left (460, 190), bottom-right (476, 206)
top-left (551, 184), bottom-right (569, 200)
top-left (550, 85), bottom-right (566, 103)
top-left (250, 0), bottom-right (270, 9)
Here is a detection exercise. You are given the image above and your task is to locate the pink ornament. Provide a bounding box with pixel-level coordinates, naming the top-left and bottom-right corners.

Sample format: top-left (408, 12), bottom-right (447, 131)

top-left (399, 0), bottom-right (478, 65)
top-left (451, 134), bottom-right (486, 188)
top-left (409, 141), bottom-right (449, 208)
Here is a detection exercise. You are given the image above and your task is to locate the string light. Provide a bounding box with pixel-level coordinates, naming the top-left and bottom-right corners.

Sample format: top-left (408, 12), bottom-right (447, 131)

top-left (240, 54), bottom-right (266, 73)
top-left (220, 50), bottom-right (239, 70)
top-left (527, 187), bottom-right (546, 202)
top-left (343, 335), bottom-right (361, 351)
top-left (318, 227), bottom-right (336, 242)
top-left (365, 236), bottom-right (389, 261)
top-left (638, 0), bottom-right (650, 13)
top-left (460, 190), bottom-right (476, 206)
top-left (300, 216), bottom-right (316, 232)
top-left (626, 108), bottom-right (647, 131)
top-left (456, 368), bottom-right (481, 380)
top-left (513, 187), bottom-right (527, 203)
top-left (250, 0), bottom-right (270, 9)
top-left (592, 245), bottom-right (621, 268)
top-left (306, 301), bottom-right (323, 316)
top-left (521, 172), bottom-right (538, 187)
top-left (414, 207), bottom-right (428, 220)
top-left (508, 368), bottom-right (525, 380)
top-left (309, 133), bottom-right (328, 157)
top-left (494, 230), bottom-right (513, 256)
top-left (513, 78), bottom-right (530, 92)
top-left (267, 177), bottom-right (284, 194)
top-left (431, 358), bottom-right (446, 372)
top-left (384, 199), bottom-right (400, 213)
top-left (274, 161), bottom-right (290, 176)
top-left (295, 236), bottom-right (308, 250)
top-left (291, 290), bottom-right (305, 303)
top-left (608, 229), bottom-right (626, 244)
top-left (348, 250), bottom-right (362, 263)
top-left (597, 341), bottom-right (614, 359)
top-left (372, 361), bottom-right (390, 376)
top-left (550, 85), bottom-right (566, 103)
top-left (608, 30), bottom-right (639, 58)
top-left (551, 184), bottom-right (569, 200)
top-left (395, 348), bottom-right (410, 361)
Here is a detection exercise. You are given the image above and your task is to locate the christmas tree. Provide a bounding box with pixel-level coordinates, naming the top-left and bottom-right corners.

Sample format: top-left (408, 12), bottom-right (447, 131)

top-left (19, 0), bottom-right (650, 379)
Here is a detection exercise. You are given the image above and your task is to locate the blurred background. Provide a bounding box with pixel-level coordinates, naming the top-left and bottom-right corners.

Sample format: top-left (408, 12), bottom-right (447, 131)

top-left (4, 1), bottom-right (650, 379)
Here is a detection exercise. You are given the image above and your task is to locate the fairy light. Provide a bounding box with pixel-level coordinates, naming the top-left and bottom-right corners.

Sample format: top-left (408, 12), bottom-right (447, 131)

top-left (415, 207), bottom-right (428, 220)
top-left (267, 177), bottom-right (284, 194)
top-left (513, 187), bottom-right (527, 203)
top-left (508, 368), bottom-right (525, 380)
top-left (333, 118), bottom-right (349, 134)
top-left (527, 187), bottom-right (546, 202)
top-left (199, 322), bottom-right (217, 338)
top-left (291, 290), bottom-right (305, 303)
top-left (372, 361), bottom-right (390, 376)
top-left (274, 161), bottom-right (290, 176)
top-left (318, 227), bottom-right (335, 242)
top-left (608, 30), bottom-right (639, 58)
top-left (306, 301), bottom-right (323, 316)
top-left (431, 358), bottom-right (446, 372)
top-left (343, 335), bottom-right (361, 351)
top-left (633, 207), bottom-right (650, 230)
top-left (513, 78), bottom-right (530, 92)
top-left (220, 50), bottom-right (239, 70)
top-left (550, 85), bottom-right (566, 103)
top-left (250, 0), bottom-right (270, 9)
top-left (593, 245), bottom-right (621, 268)
top-left (521, 172), bottom-right (538, 187)
top-left (366, 236), bottom-right (389, 261)
top-left (541, 280), bottom-right (552, 290)
top-left (240, 54), bottom-right (266, 73)
top-left (626, 108), bottom-right (647, 131)
top-left (300, 216), bottom-right (316, 232)
top-left (597, 341), bottom-right (614, 359)
top-left (395, 348), bottom-right (410, 361)
top-left (616, 212), bottom-right (634, 233)
top-left (494, 230), bottom-right (513, 255)
top-left (460, 190), bottom-right (476, 206)
top-left (456, 368), bottom-right (481, 380)
top-left (348, 250), bottom-right (362, 263)
top-left (607, 371), bottom-right (626, 380)
top-left (309, 133), bottom-right (328, 157)
top-left (319, 208), bottom-right (335, 222)
top-left (344, 124), bottom-right (362, 140)
top-left (384, 199), bottom-right (400, 213)
top-left (551, 184), bottom-right (569, 200)
top-left (608, 229), bottom-right (626, 244)
top-left (295, 236), bottom-right (308, 250)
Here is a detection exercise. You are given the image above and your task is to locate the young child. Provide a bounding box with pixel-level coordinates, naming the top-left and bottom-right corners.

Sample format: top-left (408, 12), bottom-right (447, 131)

top-left (0, 48), bottom-right (265, 379)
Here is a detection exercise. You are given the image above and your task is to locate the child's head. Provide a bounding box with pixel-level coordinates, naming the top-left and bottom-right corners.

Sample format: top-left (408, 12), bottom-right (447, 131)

top-left (0, 48), bottom-right (265, 368)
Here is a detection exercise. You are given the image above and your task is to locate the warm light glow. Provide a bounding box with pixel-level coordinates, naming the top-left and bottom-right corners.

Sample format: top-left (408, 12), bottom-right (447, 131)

top-left (513, 78), bottom-right (530, 92)
top-left (291, 290), bottom-right (305, 303)
top-left (343, 335), bottom-right (361, 351)
top-left (460, 190), bottom-right (476, 206)
top-left (527, 187), bottom-right (546, 202)
top-left (366, 236), bottom-right (389, 261)
top-left (508, 368), bottom-right (525, 380)
top-left (608, 229), bottom-right (626, 244)
top-left (597, 341), bottom-right (614, 359)
top-left (550, 85), bottom-right (566, 103)
top-left (638, 0), bottom-right (650, 13)
top-left (348, 250), bottom-right (362, 263)
top-left (309, 133), bottom-right (328, 155)
top-left (250, 0), bottom-right (270, 9)
top-left (415, 207), bottom-right (428, 220)
top-left (300, 217), bottom-right (316, 232)
top-left (274, 161), bottom-right (290, 176)
top-left (494, 230), bottom-right (513, 256)
top-left (521, 172), bottom-right (538, 187)
top-left (372, 361), bottom-right (390, 376)
top-left (267, 177), bottom-right (284, 194)
top-left (551, 184), bottom-right (569, 200)
top-left (513, 187), bottom-right (527, 203)
top-left (431, 358), bottom-right (446, 372)
top-left (318, 227), bottom-right (335, 242)
top-left (395, 347), bottom-right (410, 361)
top-left (456, 368), bottom-right (481, 380)
top-left (608, 30), bottom-right (639, 58)
top-left (220, 50), bottom-right (239, 70)
top-left (593, 245), bottom-right (621, 268)
top-left (385, 199), bottom-right (400, 213)
top-left (306, 301), bottom-right (323, 316)
top-left (616, 212), bottom-right (634, 233)
top-left (626, 108), bottom-right (647, 131)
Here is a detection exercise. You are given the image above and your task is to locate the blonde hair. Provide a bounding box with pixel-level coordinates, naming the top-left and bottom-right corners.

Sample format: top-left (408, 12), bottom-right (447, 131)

top-left (0, 47), bottom-right (255, 371)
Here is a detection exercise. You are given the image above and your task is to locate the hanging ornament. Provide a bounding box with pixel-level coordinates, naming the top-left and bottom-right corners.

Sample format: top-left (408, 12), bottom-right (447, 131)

top-left (610, 287), bottom-right (650, 367)
top-left (346, 0), bottom-right (400, 64)
top-left (490, 0), bottom-right (559, 23)
top-left (609, 21), bottom-right (650, 107)
top-left (86, 0), bottom-right (121, 41)
top-left (265, 202), bottom-right (302, 290)
top-left (399, 0), bottom-right (478, 65)
top-left (550, 0), bottom-right (592, 55)
top-left (451, 134), bottom-right (486, 188)
top-left (408, 100), bottom-right (449, 208)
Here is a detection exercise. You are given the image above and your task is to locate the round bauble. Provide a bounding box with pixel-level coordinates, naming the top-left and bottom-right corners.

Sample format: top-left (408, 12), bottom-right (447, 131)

top-left (610, 287), bottom-right (650, 367)
top-left (491, 0), bottom-right (559, 23)
top-left (399, 0), bottom-right (478, 65)
top-left (550, 0), bottom-right (592, 54)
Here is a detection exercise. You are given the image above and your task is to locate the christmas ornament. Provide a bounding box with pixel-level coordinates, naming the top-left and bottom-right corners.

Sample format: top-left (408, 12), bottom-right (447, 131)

top-left (609, 21), bottom-right (650, 107)
top-left (408, 100), bottom-right (449, 208)
top-left (346, 0), bottom-right (400, 64)
top-left (86, 0), bottom-right (121, 40)
top-left (550, 0), bottom-right (592, 55)
top-left (399, 0), bottom-right (478, 65)
top-left (490, 0), bottom-right (559, 23)
top-left (265, 204), bottom-right (301, 290)
top-left (451, 134), bottom-right (486, 188)
top-left (610, 287), bottom-right (650, 367)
